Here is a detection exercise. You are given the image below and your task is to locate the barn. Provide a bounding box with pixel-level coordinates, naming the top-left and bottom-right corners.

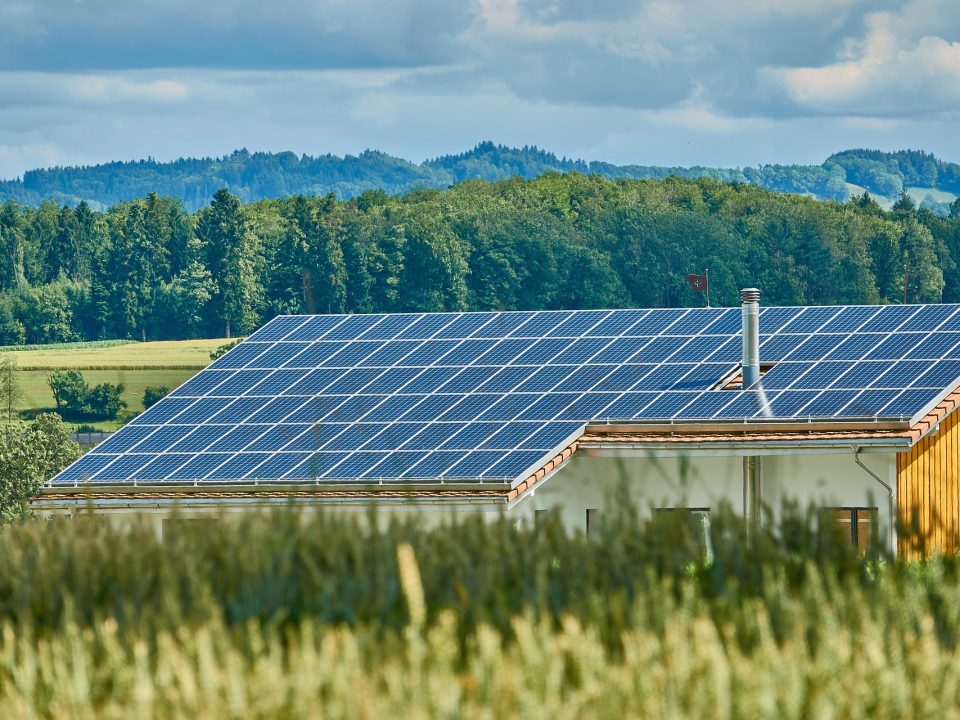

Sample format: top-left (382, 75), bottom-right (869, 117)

top-left (33, 290), bottom-right (960, 554)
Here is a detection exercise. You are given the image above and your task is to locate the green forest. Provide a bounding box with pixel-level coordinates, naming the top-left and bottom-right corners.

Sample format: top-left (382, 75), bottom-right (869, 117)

top-left (0, 173), bottom-right (957, 346)
top-left (2, 143), bottom-right (959, 212)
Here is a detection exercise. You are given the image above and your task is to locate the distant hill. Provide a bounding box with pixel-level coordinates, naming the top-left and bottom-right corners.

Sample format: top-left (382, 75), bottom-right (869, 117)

top-left (1, 142), bottom-right (958, 213)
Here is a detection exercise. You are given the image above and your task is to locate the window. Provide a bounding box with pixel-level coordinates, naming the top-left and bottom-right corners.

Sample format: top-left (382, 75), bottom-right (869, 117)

top-left (586, 508), bottom-right (600, 535)
top-left (655, 507), bottom-right (711, 559)
top-left (823, 507), bottom-right (878, 553)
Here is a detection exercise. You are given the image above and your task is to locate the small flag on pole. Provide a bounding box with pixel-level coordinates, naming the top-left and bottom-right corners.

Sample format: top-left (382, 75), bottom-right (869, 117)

top-left (684, 269), bottom-right (710, 306)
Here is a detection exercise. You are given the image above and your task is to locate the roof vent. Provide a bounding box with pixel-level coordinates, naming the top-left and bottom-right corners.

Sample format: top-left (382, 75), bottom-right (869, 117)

top-left (741, 288), bottom-right (760, 389)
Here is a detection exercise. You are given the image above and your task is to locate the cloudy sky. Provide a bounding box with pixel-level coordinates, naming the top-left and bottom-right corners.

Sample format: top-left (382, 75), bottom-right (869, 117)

top-left (1, 0), bottom-right (959, 179)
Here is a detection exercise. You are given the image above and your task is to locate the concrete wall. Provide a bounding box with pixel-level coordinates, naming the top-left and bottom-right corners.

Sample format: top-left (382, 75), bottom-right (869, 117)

top-left (516, 449), bottom-right (897, 547)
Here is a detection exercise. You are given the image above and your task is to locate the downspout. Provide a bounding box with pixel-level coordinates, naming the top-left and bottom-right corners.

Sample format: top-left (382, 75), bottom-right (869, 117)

top-left (741, 288), bottom-right (762, 536)
top-left (853, 446), bottom-right (896, 555)
top-left (743, 455), bottom-right (761, 534)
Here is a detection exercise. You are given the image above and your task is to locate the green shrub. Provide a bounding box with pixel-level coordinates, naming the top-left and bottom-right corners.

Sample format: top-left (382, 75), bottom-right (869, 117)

top-left (47, 369), bottom-right (88, 412)
top-left (46, 369), bottom-right (126, 420)
top-left (84, 382), bottom-right (126, 419)
top-left (142, 385), bottom-right (169, 409)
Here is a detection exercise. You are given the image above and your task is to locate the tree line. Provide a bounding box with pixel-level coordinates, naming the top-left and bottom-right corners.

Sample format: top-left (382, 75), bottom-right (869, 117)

top-left (0, 173), bottom-right (957, 346)
top-left (4, 143), bottom-right (959, 211)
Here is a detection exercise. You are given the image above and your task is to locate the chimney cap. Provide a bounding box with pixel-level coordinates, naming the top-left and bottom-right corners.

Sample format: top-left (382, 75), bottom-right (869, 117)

top-left (740, 288), bottom-right (760, 304)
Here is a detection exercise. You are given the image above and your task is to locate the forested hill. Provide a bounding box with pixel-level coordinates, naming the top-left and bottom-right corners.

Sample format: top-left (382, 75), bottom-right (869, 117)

top-left (2, 143), bottom-right (959, 213)
top-left (1, 174), bottom-right (958, 347)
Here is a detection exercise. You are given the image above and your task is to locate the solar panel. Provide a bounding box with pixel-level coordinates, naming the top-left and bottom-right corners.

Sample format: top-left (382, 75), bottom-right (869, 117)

top-left (523, 422), bottom-right (583, 450)
top-left (247, 369), bottom-right (311, 396)
top-left (483, 451), bottom-right (546, 478)
top-left (442, 423), bottom-right (503, 450)
top-left (136, 453), bottom-right (194, 480)
top-left (207, 453), bottom-right (272, 480)
top-left (599, 391), bottom-right (660, 419)
top-left (357, 314), bottom-right (421, 339)
top-left (435, 312), bottom-right (498, 339)
top-left (297, 452), bottom-right (357, 479)
top-left (477, 393), bottom-right (537, 421)
top-left (585, 309), bottom-right (650, 337)
top-left (593, 365), bottom-right (653, 392)
top-left (246, 315), bottom-right (310, 341)
top-left (757, 306), bottom-right (804, 333)
top-left (446, 451), bottom-right (507, 478)
top-left (170, 370), bottom-right (235, 397)
top-left (397, 423), bottom-right (459, 451)
top-left (322, 368), bottom-right (385, 395)
top-left (281, 315), bottom-right (345, 341)
top-left (779, 306), bottom-right (841, 333)
top-left (205, 425), bottom-right (270, 453)
top-left (51, 305), bottom-right (960, 488)
top-left (407, 451), bottom-right (461, 478)
top-left (250, 342), bottom-right (314, 368)
top-left (395, 313), bottom-right (457, 339)
top-left (713, 390), bottom-right (772, 418)
top-left (553, 365), bottom-right (613, 393)
top-left (247, 426), bottom-right (311, 451)
top-left (366, 451), bottom-right (423, 479)
top-left (437, 340), bottom-right (497, 366)
top-left (640, 392), bottom-right (699, 417)
top-left (245, 452), bottom-right (312, 480)
top-left (817, 306), bottom-right (882, 333)
top-left (677, 391), bottom-right (735, 418)
top-left (466, 312), bottom-right (527, 338)
top-left (547, 310), bottom-right (610, 337)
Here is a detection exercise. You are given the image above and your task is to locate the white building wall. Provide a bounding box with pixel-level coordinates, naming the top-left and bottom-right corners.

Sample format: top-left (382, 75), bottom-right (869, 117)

top-left (40, 449), bottom-right (899, 547)
top-left (515, 449), bottom-right (897, 543)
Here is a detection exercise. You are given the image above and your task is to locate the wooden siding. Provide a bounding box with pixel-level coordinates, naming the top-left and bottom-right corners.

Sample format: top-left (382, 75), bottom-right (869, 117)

top-left (898, 407), bottom-right (960, 555)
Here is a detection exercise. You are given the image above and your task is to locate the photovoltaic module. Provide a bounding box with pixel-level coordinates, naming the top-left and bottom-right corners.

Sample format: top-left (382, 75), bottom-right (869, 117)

top-left (49, 304), bottom-right (960, 487)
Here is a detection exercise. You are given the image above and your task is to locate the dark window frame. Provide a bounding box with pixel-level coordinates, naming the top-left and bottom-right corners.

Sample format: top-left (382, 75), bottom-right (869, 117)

top-left (822, 506), bottom-right (878, 553)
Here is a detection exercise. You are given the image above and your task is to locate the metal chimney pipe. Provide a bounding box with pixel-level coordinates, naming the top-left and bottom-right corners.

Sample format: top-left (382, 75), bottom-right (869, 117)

top-left (740, 288), bottom-right (760, 389)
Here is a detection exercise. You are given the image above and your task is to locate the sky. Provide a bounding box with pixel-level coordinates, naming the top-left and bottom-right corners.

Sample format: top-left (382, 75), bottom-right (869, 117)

top-left (1, 0), bottom-right (959, 179)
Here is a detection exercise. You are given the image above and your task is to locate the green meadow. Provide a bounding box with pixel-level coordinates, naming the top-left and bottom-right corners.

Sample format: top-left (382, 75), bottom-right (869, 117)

top-left (3, 338), bottom-right (228, 429)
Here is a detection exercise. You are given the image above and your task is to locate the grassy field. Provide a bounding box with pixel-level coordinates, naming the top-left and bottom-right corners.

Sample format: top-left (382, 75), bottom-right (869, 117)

top-left (1, 507), bottom-right (958, 717)
top-left (845, 183), bottom-right (958, 210)
top-left (905, 185), bottom-right (957, 206)
top-left (3, 338), bottom-right (228, 429)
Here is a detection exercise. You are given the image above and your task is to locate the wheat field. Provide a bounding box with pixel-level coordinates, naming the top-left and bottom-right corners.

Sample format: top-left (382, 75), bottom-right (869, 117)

top-left (0, 506), bottom-right (958, 718)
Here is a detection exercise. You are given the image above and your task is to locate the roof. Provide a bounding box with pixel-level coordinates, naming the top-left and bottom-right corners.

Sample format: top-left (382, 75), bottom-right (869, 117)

top-left (40, 304), bottom-right (960, 502)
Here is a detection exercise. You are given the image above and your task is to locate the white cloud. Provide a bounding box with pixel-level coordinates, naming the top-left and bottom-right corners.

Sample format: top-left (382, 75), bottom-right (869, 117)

top-left (766, 0), bottom-right (960, 117)
top-left (68, 76), bottom-right (188, 104)
top-left (772, 31), bottom-right (960, 116)
top-left (0, 142), bottom-right (62, 179)
top-left (0, 0), bottom-right (959, 179)
top-left (0, 72), bottom-right (188, 107)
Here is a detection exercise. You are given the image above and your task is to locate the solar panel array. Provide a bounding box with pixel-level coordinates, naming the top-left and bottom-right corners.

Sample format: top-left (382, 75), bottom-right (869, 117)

top-left (51, 304), bottom-right (960, 487)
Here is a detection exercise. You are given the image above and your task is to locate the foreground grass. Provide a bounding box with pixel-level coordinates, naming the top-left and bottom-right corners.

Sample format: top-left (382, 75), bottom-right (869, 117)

top-left (3, 338), bottom-right (228, 428)
top-left (1, 507), bottom-right (959, 717)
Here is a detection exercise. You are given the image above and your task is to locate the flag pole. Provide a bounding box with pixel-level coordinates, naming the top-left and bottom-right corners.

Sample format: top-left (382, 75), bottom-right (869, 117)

top-left (705, 269), bottom-right (710, 307)
top-left (903, 260), bottom-right (909, 305)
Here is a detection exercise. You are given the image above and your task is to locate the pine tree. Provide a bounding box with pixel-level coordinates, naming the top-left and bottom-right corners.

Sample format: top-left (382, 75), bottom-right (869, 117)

top-left (197, 189), bottom-right (262, 337)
